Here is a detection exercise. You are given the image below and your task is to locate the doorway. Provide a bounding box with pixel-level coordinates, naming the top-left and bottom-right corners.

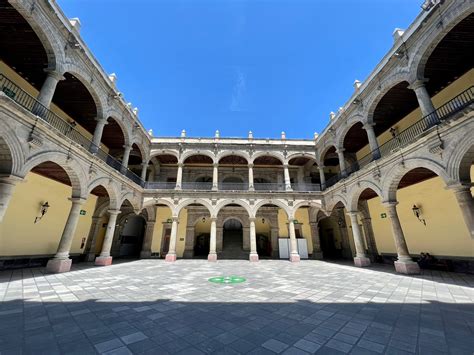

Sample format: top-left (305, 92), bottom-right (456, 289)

top-left (221, 219), bottom-right (246, 259)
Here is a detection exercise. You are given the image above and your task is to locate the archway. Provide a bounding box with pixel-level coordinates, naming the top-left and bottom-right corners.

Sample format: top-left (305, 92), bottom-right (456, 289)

top-left (117, 215), bottom-right (146, 258)
top-left (288, 156), bottom-right (320, 191)
top-left (221, 218), bottom-right (245, 259)
top-left (193, 216), bottom-right (211, 258)
top-left (318, 202), bottom-right (353, 260)
top-left (221, 176), bottom-right (245, 190)
top-left (147, 154), bottom-right (178, 188)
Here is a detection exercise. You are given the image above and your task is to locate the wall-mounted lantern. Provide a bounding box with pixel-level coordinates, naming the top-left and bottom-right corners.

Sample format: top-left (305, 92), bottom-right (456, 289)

top-left (202, 217), bottom-right (206, 223)
top-left (34, 201), bottom-right (50, 223)
top-left (412, 204), bottom-right (426, 226)
top-left (262, 218), bottom-right (265, 224)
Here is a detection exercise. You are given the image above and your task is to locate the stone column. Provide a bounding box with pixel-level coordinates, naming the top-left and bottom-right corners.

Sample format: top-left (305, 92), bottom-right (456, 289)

top-left (140, 221), bottom-right (155, 259)
top-left (409, 79), bottom-right (437, 119)
top-left (309, 222), bottom-right (323, 259)
top-left (363, 123), bottom-right (381, 160)
top-left (384, 201), bottom-right (420, 274)
top-left (271, 227), bottom-right (279, 258)
top-left (85, 216), bottom-right (101, 262)
top-left (288, 219), bottom-right (300, 262)
top-left (0, 176), bottom-right (22, 223)
top-left (95, 210), bottom-right (121, 266)
top-left (165, 217), bottom-right (179, 262)
top-left (248, 164), bottom-right (254, 191)
top-left (249, 218), bottom-right (259, 262)
top-left (336, 148), bottom-right (348, 177)
top-left (90, 118), bottom-right (107, 153)
top-left (36, 70), bottom-right (64, 108)
top-left (175, 163), bottom-right (183, 190)
top-left (347, 212), bottom-right (371, 267)
top-left (449, 184), bottom-right (474, 238)
top-left (283, 165), bottom-right (292, 191)
top-left (318, 166), bottom-right (326, 190)
top-left (46, 197), bottom-right (86, 273)
top-left (208, 217), bottom-right (217, 261)
top-left (121, 144), bottom-right (132, 172)
top-left (140, 162), bottom-right (149, 181)
top-left (212, 163), bottom-right (219, 191)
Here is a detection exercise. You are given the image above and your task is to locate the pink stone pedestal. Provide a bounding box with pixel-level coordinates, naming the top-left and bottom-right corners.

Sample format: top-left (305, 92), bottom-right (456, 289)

top-left (46, 258), bottom-right (72, 273)
top-left (95, 256), bottom-right (113, 266)
top-left (249, 253), bottom-right (259, 262)
top-left (289, 254), bottom-right (301, 263)
top-left (165, 254), bottom-right (177, 262)
top-left (354, 257), bottom-right (371, 267)
top-left (208, 253), bottom-right (217, 262)
top-left (395, 261), bottom-right (420, 274)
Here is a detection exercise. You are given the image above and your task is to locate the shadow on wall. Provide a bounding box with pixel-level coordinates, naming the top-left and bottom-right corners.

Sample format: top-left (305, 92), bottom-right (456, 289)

top-left (0, 298), bottom-right (472, 353)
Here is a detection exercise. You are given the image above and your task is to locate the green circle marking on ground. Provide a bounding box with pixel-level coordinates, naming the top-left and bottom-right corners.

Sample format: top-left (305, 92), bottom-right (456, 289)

top-left (208, 276), bottom-right (246, 284)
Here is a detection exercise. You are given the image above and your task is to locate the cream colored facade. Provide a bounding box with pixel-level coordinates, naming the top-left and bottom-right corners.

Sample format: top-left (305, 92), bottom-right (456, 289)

top-left (0, 0), bottom-right (473, 274)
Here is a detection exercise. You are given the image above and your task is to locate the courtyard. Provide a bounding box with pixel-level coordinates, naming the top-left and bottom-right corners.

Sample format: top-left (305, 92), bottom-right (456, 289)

top-left (0, 260), bottom-right (473, 355)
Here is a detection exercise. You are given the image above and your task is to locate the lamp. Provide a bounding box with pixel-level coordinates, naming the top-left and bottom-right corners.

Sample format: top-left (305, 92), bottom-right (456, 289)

top-left (412, 204), bottom-right (426, 225)
top-left (34, 201), bottom-right (50, 223)
top-left (202, 217), bottom-right (206, 223)
top-left (262, 218), bottom-right (265, 224)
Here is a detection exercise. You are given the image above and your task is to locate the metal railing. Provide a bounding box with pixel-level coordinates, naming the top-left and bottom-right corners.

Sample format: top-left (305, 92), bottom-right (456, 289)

top-left (218, 182), bottom-right (249, 191)
top-left (0, 74), bottom-right (145, 187)
top-left (181, 182), bottom-right (214, 190)
top-left (293, 183), bottom-right (321, 192)
top-left (325, 86), bottom-right (474, 189)
top-left (254, 182), bottom-right (285, 191)
top-left (145, 182), bottom-right (177, 190)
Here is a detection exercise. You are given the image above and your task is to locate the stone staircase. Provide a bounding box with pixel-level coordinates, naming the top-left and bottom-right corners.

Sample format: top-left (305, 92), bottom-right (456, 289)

top-left (219, 231), bottom-right (247, 260)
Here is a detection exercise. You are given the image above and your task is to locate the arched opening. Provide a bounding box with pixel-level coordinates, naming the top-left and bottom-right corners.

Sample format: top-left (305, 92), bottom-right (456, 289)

top-left (423, 14), bottom-right (474, 96)
top-left (0, 0), bottom-right (50, 90)
top-left (256, 216), bottom-right (272, 258)
top-left (342, 122), bottom-right (371, 170)
top-left (0, 136), bottom-right (13, 176)
top-left (253, 203), bottom-right (287, 259)
top-left (221, 218), bottom-right (244, 259)
top-left (112, 200), bottom-right (146, 259)
top-left (321, 146), bottom-right (341, 187)
top-left (288, 156), bottom-right (320, 191)
top-left (219, 155), bottom-right (248, 190)
top-left (221, 176), bottom-right (245, 190)
top-left (253, 155), bottom-right (284, 191)
top-left (193, 215), bottom-right (211, 258)
top-left (318, 202), bottom-right (353, 260)
top-left (101, 117), bottom-right (126, 159)
top-left (183, 154), bottom-right (213, 189)
top-left (147, 154), bottom-right (178, 188)
top-left (127, 143), bottom-right (143, 175)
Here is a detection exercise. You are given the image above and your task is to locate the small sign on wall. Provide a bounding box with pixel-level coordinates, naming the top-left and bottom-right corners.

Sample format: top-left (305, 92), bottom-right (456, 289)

top-left (80, 210), bottom-right (86, 216)
top-left (380, 213), bottom-right (387, 219)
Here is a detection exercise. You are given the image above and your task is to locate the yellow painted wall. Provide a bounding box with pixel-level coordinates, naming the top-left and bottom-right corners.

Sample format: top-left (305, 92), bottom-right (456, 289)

top-left (0, 61), bottom-right (109, 153)
top-left (356, 69), bottom-right (474, 159)
top-left (195, 218), bottom-right (211, 235)
top-left (150, 207), bottom-right (188, 257)
top-left (367, 176), bottom-right (474, 257)
top-left (0, 173), bottom-right (97, 256)
top-left (255, 218), bottom-right (270, 235)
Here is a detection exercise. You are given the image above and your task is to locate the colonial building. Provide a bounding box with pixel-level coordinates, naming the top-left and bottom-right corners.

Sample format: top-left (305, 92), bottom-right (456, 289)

top-left (0, 0), bottom-right (472, 274)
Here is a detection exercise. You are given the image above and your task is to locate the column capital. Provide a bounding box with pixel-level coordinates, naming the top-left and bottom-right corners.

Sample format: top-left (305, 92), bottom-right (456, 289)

top-left (346, 210), bottom-right (359, 217)
top-left (44, 68), bottom-right (65, 81)
top-left (123, 144), bottom-right (132, 150)
top-left (69, 197), bottom-right (87, 205)
top-left (248, 217), bottom-right (256, 222)
top-left (210, 216), bottom-right (218, 222)
top-left (445, 182), bottom-right (471, 193)
top-left (107, 209), bottom-right (121, 216)
top-left (178, 162), bottom-right (184, 168)
top-left (213, 162), bottom-right (219, 168)
top-left (248, 163), bottom-right (254, 168)
top-left (382, 200), bottom-right (398, 208)
top-left (0, 175), bottom-right (24, 185)
top-left (336, 147), bottom-right (345, 154)
top-left (283, 164), bottom-right (289, 169)
top-left (171, 216), bottom-right (179, 222)
top-left (95, 116), bottom-right (108, 124)
top-left (363, 122), bottom-right (375, 130)
top-left (408, 78), bottom-right (429, 91)
top-left (140, 162), bottom-right (149, 168)
top-left (309, 221), bottom-right (319, 227)
top-left (318, 165), bottom-right (325, 170)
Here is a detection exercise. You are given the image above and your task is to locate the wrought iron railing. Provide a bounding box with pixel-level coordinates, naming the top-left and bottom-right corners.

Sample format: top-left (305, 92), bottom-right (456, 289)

top-left (181, 182), bottom-right (214, 190)
top-left (253, 182), bottom-right (285, 191)
top-left (0, 74), bottom-right (146, 187)
top-left (293, 183), bottom-right (321, 192)
top-left (325, 86), bottom-right (474, 189)
top-left (218, 182), bottom-right (249, 191)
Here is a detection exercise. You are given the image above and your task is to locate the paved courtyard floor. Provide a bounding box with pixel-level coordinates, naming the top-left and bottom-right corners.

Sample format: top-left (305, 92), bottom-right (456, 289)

top-left (0, 260), bottom-right (473, 355)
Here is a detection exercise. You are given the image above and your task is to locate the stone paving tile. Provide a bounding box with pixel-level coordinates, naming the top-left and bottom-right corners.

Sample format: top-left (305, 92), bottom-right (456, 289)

top-left (0, 259), bottom-right (473, 354)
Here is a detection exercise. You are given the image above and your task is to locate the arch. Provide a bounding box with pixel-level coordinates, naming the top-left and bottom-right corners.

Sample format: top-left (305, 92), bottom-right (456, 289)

top-left (217, 151), bottom-right (250, 164)
top-left (86, 177), bottom-right (121, 210)
top-left (119, 193), bottom-right (141, 212)
top-left (364, 71), bottom-right (412, 125)
top-left (318, 144), bottom-right (338, 165)
top-left (382, 157), bottom-right (452, 202)
top-left (174, 198), bottom-right (214, 218)
top-left (324, 195), bottom-right (348, 213)
top-left (445, 121), bottom-right (474, 183)
top-left (222, 216), bottom-right (246, 229)
top-left (0, 123), bottom-right (25, 176)
top-left (292, 200), bottom-right (323, 213)
top-left (251, 151), bottom-right (285, 165)
top-left (59, 64), bottom-right (106, 120)
top-left (104, 116), bottom-right (131, 149)
top-left (411, 4), bottom-right (474, 83)
top-left (286, 152), bottom-right (318, 166)
top-left (214, 199), bottom-right (253, 218)
top-left (180, 150), bottom-right (216, 164)
top-left (149, 149), bottom-right (180, 161)
top-left (142, 197), bottom-right (174, 212)
top-left (348, 180), bottom-right (383, 212)
top-left (336, 118), bottom-right (368, 153)
top-left (252, 199), bottom-right (290, 219)
top-left (21, 151), bottom-right (87, 198)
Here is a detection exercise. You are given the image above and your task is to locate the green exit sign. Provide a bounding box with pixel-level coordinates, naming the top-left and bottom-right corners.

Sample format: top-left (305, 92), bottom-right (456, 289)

top-left (80, 210), bottom-right (87, 216)
top-left (380, 213), bottom-right (387, 219)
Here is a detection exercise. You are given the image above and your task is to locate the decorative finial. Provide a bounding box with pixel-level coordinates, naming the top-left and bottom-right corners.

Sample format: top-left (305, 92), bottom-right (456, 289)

top-left (181, 129), bottom-right (186, 138)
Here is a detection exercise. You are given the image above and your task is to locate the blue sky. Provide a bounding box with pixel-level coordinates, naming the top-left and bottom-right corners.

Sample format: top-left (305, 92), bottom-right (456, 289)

top-left (57, 0), bottom-right (420, 139)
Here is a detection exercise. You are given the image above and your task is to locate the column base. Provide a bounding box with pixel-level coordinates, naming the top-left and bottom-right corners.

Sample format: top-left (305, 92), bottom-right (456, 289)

top-left (249, 253), bottom-right (259, 262)
top-left (46, 258), bottom-right (72, 273)
top-left (140, 251), bottom-right (152, 259)
top-left (95, 256), bottom-right (113, 266)
top-left (354, 256), bottom-right (371, 267)
top-left (394, 260), bottom-right (420, 274)
top-left (207, 253), bottom-right (217, 262)
top-left (289, 254), bottom-right (300, 263)
top-left (165, 254), bottom-right (177, 262)
top-left (312, 252), bottom-right (323, 260)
